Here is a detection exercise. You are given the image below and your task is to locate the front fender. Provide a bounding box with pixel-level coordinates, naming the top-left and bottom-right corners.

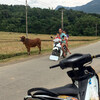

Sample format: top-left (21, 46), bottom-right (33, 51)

top-left (53, 47), bottom-right (58, 50)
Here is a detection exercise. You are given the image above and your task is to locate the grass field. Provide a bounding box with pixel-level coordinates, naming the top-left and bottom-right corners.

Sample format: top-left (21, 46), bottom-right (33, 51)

top-left (0, 32), bottom-right (100, 62)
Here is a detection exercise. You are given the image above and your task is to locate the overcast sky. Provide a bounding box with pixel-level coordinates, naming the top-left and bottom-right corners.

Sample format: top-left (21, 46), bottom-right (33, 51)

top-left (0, 0), bottom-right (92, 9)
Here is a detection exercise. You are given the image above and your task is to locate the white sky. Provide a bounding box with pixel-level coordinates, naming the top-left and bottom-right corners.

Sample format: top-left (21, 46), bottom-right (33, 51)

top-left (0, 0), bottom-right (93, 9)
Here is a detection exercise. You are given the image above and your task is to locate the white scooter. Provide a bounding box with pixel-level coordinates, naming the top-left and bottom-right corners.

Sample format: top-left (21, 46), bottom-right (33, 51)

top-left (24, 53), bottom-right (100, 100)
top-left (49, 37), bottom-right (67, 61)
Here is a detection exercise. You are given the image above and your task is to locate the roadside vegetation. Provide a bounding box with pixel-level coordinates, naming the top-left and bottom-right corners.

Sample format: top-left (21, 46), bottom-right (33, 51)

top-left (0, 32), bottom-right (100, 62)
top-left (0, 5), bottom-right (100, 62)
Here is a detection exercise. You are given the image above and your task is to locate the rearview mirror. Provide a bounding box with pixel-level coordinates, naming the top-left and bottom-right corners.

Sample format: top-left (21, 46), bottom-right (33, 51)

top-left (51, 36), bottom-right (53, 39)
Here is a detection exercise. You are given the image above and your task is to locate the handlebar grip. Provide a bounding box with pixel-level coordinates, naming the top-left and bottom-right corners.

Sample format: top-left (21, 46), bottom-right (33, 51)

top-left (50, 64), bottom-right (60, 69)
top-left (96, 54), bottom-right (100, 58)
top-left (92, 54), bottom-right (100, 58)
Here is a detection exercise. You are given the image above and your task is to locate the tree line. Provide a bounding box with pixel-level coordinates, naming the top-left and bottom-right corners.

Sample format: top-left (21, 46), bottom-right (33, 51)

top-left (0, 4), bottom-right (100, 36)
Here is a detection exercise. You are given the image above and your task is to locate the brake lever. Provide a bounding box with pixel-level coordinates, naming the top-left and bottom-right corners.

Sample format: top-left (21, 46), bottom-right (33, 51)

top-left (50, 64), bottom-right (60, 69)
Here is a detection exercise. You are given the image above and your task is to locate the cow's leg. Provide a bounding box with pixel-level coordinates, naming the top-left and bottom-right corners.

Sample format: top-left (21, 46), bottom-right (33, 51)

top-left (27, 47), bottom-right (30, 55)
top-left (37, 44), bottom-right (41, 54)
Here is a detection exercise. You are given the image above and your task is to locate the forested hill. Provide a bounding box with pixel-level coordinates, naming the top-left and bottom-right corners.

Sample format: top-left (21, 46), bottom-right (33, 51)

top-left (0, 5), bottom-right (100, 36)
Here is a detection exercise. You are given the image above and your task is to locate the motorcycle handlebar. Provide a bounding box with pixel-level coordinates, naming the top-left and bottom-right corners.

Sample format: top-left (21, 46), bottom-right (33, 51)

top-left (50, 64), bottom-right (60, 69)
top-left (49, 54), bottom-right (100, 69)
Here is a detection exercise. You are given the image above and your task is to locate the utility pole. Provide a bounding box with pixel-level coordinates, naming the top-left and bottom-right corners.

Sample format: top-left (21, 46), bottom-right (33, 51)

top-left (96, 23), bottom-right (98, 36)
top-left (61, 9), bottom-right (64, 30)
top-left (26, 0), bottom-right (28, 38)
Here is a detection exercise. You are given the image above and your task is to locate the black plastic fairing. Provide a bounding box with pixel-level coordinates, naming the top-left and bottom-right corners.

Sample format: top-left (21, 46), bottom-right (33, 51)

top-left (59, 53), bottom-right (92, 69)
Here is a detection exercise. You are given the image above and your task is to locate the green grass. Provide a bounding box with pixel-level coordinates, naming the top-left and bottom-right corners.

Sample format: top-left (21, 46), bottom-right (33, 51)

top-left (0, 48), bottom-right (52, 61)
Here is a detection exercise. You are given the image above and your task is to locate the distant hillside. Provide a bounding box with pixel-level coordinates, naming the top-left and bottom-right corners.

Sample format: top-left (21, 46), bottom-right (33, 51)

top-left (56, 0), bottom-right (100, 14)
top-left (0, 4), bottom-right (100, 36)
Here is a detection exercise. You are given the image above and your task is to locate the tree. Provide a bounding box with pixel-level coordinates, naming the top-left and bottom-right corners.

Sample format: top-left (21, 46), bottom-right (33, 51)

top-left (0, 4), bottom-right (100, 36)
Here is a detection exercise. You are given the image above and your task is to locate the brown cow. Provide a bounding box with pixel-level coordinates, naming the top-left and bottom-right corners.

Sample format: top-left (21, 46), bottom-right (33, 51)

top-left (20, 36), bottom-right (41, 55)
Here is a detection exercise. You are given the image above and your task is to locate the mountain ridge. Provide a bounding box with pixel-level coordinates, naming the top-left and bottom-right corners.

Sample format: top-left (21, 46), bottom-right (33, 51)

top-left (56, 0), bottom-right (100, 14)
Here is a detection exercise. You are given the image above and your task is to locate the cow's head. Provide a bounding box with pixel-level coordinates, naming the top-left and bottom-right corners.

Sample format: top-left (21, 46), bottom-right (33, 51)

top-left (20, 36), bottom-right (26, 42)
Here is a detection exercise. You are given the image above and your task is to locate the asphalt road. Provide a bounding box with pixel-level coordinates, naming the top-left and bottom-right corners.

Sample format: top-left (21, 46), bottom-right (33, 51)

top-left (0, 41), bottom-right (100, 100)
